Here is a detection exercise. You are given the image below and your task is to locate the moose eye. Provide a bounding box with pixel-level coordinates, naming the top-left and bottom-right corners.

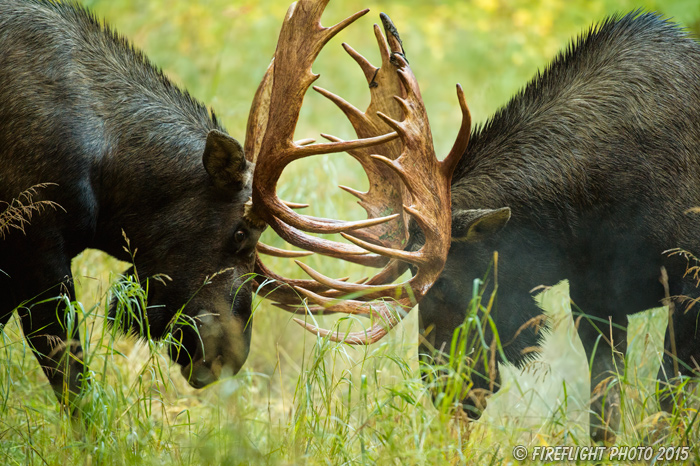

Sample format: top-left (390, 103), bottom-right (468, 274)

top-left (234, 229), bottom-right (247, 243)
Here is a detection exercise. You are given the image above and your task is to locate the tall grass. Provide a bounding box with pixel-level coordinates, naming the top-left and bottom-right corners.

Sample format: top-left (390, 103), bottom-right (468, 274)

top-left (2, 263), bottom-right (698, 464)
top-left (2, 0), bottom-right (700, 464)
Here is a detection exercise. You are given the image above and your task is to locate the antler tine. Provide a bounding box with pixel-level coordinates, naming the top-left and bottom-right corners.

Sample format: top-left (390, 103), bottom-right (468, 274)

top-left (443, 84), bottom-right (472, 176)
top-left (313, 85), bottom-right (366, 131)
top-left (256, 242), bottom-right (313, 259)
top-left (292, 298), bottom-right (409, 344)
top-left (269, 216), bottom-right (391, 268)
top-left (275, 302), bottom-right (340, 315)
top-left (340, 231), bottom-right (431, 267)
top-left (294, 260), bottom-right (403, 298)
top-left (294, 317), bottom-right (390, 344)
top-left (341, 42), bottom-right (378, 83)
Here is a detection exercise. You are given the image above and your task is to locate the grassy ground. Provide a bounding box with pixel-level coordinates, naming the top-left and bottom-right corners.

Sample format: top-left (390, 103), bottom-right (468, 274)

top-left (2, 0), bottom-right (700, 464)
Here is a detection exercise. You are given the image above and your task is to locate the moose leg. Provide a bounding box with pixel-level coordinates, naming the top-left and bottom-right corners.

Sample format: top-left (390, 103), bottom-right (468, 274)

top-left (657, 288), bottom-right (700, 412)
top-left (577, 319), bottom-right (626, 443)
top-left (16, 277), bottom-right (87, 408)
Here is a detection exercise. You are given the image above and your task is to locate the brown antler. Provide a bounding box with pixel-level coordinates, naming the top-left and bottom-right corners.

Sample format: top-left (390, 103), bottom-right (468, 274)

top-left (246, 0), bottom-right (470, 343)
top-left (246, 1), bottom-right (398, 246)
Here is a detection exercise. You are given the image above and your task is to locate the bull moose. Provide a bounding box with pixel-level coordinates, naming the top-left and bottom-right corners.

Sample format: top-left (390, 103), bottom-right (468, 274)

top-left (412, 12), bottom-right (700, 440)
top-left (0, 0), bottom-right (458, 408)
top-left (0, 0), bottom-right (269, 400)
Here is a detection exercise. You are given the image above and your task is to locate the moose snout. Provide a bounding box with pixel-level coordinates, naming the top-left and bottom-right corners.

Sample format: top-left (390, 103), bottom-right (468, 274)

top-left (180, 305), bottom-right (251, 389)
top-left (181, 335), bottom-right (249, 389)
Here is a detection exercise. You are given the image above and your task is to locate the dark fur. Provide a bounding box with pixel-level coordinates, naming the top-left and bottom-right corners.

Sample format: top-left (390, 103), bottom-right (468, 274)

top-left (0, 0), bottom-right (263, 400)
top-left (417, 11), bottom-right (700, 439)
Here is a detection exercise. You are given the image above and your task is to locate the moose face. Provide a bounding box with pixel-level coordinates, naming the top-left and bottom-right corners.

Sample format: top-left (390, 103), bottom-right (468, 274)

top-left (110, 130), bottom-right (265, 388)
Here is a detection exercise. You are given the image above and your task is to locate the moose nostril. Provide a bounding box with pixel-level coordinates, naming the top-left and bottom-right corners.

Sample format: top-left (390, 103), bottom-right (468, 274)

top-left (182, 362), bottom-right (219, 389)
top-left (196, 370), bottom-right (213, 385)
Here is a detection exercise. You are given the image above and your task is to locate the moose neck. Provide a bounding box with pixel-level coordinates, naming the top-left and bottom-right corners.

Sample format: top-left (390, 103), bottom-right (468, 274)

top-left (84, 61), bottom-right (224, 262)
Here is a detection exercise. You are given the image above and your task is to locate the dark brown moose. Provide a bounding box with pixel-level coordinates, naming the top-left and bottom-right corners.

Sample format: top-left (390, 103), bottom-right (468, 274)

top-left (413, 12), bottom-right (700, 441)
top-left (0, 0), bottom-right (266, 399)
top-left (0, 0), bottom-right (462, 407)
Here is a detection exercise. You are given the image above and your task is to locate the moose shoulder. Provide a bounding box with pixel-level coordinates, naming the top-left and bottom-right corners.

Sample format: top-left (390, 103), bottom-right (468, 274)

top-left (416, 12), bottom-right (700, 440)
top-left (0, 0), bottom-right (265, 401)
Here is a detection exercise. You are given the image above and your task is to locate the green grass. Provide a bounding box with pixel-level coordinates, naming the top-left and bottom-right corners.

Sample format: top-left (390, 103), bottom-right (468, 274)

top-left (2, 0), bottom-right (700, 464)
top-left (2, 265), bottom-right (698, 464)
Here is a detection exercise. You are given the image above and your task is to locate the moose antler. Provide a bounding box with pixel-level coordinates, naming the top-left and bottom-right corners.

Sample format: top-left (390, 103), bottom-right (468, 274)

top-left (246, 0), bottom-right (470, 343)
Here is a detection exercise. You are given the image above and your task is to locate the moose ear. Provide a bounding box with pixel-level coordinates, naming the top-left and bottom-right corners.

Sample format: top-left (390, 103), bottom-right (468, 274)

top-left (452, 207), bottom-right (511, 243)
top-left (203, 130), bottom-right (249, 190)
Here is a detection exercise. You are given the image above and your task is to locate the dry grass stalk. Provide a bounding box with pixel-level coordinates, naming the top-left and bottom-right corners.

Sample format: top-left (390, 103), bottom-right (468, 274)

top-left (0, 183), bottom-right (63, 239)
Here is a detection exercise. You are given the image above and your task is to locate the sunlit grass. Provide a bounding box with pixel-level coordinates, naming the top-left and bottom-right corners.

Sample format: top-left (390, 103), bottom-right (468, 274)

top-left (2, 260), bottom-right (698, 464)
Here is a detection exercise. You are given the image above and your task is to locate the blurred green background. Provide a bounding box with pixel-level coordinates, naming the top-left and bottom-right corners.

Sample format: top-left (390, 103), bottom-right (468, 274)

top-left (82, 0), bottom-right (700, 160)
